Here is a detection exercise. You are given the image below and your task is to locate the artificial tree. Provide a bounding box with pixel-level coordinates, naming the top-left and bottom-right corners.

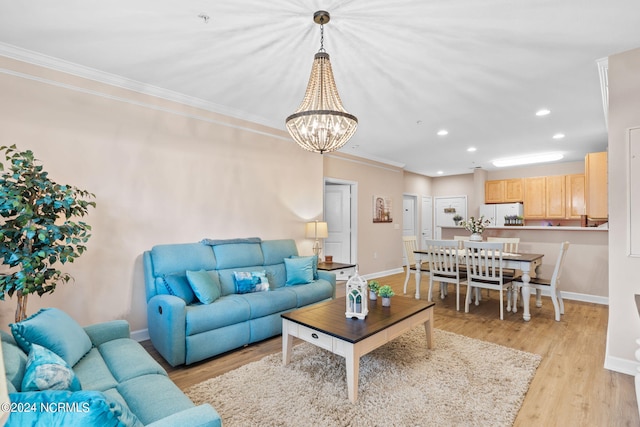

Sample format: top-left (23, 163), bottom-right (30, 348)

top-left (0, 145), bottom-right (96, 322)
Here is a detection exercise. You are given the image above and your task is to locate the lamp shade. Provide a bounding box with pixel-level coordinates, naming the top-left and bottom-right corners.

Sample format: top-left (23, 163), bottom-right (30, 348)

top-left (306, 221), bottom-right (328, 239)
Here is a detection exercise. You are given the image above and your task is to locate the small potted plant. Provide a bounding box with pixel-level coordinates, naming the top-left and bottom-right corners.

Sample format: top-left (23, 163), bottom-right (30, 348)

top-left (453, 214), bottom-right (463, 226)
top-left (377, 285), bottom-right (395, 307)
top-left (368, 280), bottom-right (380, 300)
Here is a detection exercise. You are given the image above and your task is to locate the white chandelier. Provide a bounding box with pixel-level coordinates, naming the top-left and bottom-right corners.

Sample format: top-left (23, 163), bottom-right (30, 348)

top-left (286, 11), bottom-right (358, 154)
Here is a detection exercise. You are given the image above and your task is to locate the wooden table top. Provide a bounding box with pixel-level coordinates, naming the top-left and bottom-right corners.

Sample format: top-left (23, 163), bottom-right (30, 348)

top-left (281, 297), bottom-right (434, 344)
top-left (414, 250), bottom-right (544, 262)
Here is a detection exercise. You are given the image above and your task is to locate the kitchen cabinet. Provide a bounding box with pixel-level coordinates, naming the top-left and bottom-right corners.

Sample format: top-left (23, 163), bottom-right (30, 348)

top-left (484, 179), bottom-right (523, 203)
top-left (545, 175), bottom-right (566, 218)
top-left (585, 152), bottom-right (608, 219)
top-left (565, 174), bottom-right (586, 219)
top-left (523, 177), bottom-right (546, 218)
top-left (523, 174), bottom-right (584, 220)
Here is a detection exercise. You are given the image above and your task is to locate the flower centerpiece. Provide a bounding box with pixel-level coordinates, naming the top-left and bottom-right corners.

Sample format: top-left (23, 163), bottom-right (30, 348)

top-left (459, 216), bottom-right (491, 241)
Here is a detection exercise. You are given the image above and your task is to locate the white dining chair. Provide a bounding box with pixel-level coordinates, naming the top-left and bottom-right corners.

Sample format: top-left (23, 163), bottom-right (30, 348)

top-left (487, 237), bottom-right (520, 254)
top-left (463, 241), bottom-right (516, 320)
top-left (513, 241), bottom-right (570, 321)
top-left (424, 239), bottom-right (468, 311)
top-left (403, 236), bottom-right (426, 294)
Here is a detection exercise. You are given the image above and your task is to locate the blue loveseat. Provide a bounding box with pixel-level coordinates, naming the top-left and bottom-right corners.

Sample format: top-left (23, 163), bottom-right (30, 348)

top-left (143, 238), bottom-right (336, 367)
top-left (1, 307), bottom-right (221, 426)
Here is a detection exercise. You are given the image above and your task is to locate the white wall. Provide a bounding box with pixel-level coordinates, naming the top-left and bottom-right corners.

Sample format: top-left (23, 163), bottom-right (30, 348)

top-left (0, 56), bottom-right (324, 332)
top-left (606, 47), bottom-right (640, 375)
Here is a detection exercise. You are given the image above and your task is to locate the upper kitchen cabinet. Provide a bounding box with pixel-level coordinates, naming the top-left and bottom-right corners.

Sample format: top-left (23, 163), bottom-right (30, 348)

top-left (484, 178), bottom-right (523, 203)
top-left (523, 177), bottom-right (546, 218)
top-left (565, 174), bottom-right (586, 219)
top-left (585, 152), bottom-right (608, 220)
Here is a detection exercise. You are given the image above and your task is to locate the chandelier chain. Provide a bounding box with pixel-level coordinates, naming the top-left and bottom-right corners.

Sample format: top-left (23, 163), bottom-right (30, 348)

top-left (319, 23), bottom-right (325, 52)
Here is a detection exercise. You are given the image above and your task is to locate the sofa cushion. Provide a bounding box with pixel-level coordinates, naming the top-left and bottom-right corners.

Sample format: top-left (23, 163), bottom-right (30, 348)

top-left (117, 374), bottom-right (195, 425)
top-left (186, 270), bottom-right (221, 304)
top-left (185, 295), bottom-right (251, 335)
top-left (22, 344), bottom-right (81, 392)
top-left (284, 256), bottom-right (314, 285)
top-left (151, 243), bottom-right (217, 275)
top-left (233, 271), bottom-right (270, 294)
top-left (10, 308), bottom-right (92, 367)
top-left (212, 242), bottom-right (264, 269)
top-left (238, 288), bottom-right (297, 319)
top-left (1, 331), bottom-right (27, 393)
top-left (261, 239), bottom-right (298, 265)
top-left (283, 279), bottom-right (334, 307)
top-left (73, 348), bottom-right (119, 392)
top-left (97, 338), bottom-right (167, 383)
top-left (161, 274), bottom-right (196, 304)
top-left (6, 390), bottom-right (144, 427)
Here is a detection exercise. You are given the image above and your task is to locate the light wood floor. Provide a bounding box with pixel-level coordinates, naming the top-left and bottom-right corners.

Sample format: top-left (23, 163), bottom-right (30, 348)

top-left (142, 272), bottom-right (638, 426)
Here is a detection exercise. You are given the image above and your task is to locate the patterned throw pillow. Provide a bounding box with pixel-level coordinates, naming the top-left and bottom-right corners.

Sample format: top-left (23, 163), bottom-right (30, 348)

top-left (233, 271), bottom-right (270, 294)
top-left (22, 344), bottom-right (81, 392)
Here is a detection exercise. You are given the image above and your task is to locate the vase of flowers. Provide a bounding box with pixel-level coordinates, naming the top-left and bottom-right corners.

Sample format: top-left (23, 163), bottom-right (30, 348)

top-left (459, 216), bottom-right (491, 241)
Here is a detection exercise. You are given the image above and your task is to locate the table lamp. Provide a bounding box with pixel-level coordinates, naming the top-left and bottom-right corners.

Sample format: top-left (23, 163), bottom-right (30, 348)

top-left (305, 220), bottom-right (328, 259)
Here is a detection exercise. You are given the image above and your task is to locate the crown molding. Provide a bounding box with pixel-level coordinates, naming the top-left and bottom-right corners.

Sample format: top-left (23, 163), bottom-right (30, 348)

top-left (0, 42), bottom-right (283, 131)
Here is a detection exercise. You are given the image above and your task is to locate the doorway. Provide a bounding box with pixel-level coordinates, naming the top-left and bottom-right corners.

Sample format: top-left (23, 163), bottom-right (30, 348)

top-left (324, 179), bottom-right (358, 264)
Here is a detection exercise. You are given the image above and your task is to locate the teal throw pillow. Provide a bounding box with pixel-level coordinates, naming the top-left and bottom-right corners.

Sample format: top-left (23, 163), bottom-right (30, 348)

top-left (185, 270), bottom-right (221, 304)
top-left (233, 271), bottom-right (270, 294)
top-left (161, 274), bottom-right (196, 304)
top-left (292, 255), bottom-right (319, 280)
top-left (22, 344), bottom-right (81, 392)
top-left (10, 308), bottom-right (92, 367)
top-left (6, 390), bottom-right (144, 427)
top-left (284, 256), bottom-right (314, 286)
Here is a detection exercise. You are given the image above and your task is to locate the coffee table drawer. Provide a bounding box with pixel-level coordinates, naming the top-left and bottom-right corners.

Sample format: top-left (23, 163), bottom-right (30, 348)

top-left (297, 324), bottom-right (333, 351)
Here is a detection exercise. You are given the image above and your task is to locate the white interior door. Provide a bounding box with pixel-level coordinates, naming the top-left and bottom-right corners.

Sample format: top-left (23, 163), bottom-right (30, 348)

top-left (402, 195), bottom-right (417, 265)
top-left (324, 183), bottom-right (352, 263)
top-left (421, 196), bottom-right (433, 249)
top-left (434, 196), bottom-right (467, 239)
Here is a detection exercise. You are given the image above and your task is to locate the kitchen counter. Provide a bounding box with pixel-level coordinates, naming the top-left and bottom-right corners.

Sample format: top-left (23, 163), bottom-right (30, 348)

top-left (443, 225), bottom-right (608, 232)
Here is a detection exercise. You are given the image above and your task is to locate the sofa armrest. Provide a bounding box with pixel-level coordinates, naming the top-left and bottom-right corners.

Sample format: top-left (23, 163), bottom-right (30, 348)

top-left (318, 270), bottom-right (337, 298)
top-left (84, 320), bottom-right (130, 347)
top-left (145, 404), bottom-right (221, 427)
top-left (147, 294), bottom-right (188, 367)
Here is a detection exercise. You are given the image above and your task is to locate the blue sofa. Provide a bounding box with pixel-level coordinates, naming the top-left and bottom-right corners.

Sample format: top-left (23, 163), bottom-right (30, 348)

top-left (143, 238), bottom-right (336, 367)
top-left (2, 308), bottom-right (221, 426)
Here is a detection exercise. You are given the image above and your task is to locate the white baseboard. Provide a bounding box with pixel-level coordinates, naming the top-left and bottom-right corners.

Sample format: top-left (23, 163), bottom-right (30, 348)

top-left (131, 328), bottom-right (149, 342)
top-left (362, 268), bottom-right (404, 281)
top-left (605, 354), bottom-right (639, 376)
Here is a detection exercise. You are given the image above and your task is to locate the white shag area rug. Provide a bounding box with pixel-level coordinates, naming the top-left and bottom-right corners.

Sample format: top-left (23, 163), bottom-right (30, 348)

top-left (186, 328), bottom-right (541, 427)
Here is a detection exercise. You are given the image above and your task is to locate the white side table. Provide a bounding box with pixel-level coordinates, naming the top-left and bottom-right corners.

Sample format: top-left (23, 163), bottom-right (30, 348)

top-left (317, 262), bottom-right (356, 282)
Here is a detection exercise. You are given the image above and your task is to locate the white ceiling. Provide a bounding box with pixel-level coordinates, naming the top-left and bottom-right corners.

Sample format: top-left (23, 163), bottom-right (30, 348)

top-left (1, 1), bottom-right (639, 176)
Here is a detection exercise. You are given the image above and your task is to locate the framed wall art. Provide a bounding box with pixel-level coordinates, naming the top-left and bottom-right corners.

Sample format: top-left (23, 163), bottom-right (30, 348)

top-left (373, 195), bottom-right (392, 223)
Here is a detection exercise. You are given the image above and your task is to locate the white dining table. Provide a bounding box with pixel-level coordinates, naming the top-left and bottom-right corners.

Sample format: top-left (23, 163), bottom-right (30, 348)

top-left (413, 249), bottom-right (544, 321)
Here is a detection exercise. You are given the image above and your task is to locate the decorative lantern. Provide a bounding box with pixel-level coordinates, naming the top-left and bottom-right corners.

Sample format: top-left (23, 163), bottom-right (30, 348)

top-left (345, 271), bottom-right (368, 319)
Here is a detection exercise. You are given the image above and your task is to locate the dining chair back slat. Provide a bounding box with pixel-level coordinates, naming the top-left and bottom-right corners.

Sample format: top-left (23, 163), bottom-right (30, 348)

top-left (463, 241), bottom-right (514, 320)
top-left (424, 240), bottom-right (467, 311)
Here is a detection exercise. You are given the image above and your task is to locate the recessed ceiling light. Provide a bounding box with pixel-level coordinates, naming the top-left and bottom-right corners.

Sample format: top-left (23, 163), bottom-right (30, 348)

top-left (492, 152), bottom-right (564, 167)
top-left (437, 130), bottom-right (448, 136)
top-left (536, 109), bottom-right (551, 116)
top-left (467, 147), bottom-right (477, 152)
top-left (437, 170), bottom-right (444, 175)
top-left (552, 133), bottom-right (565, 139)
